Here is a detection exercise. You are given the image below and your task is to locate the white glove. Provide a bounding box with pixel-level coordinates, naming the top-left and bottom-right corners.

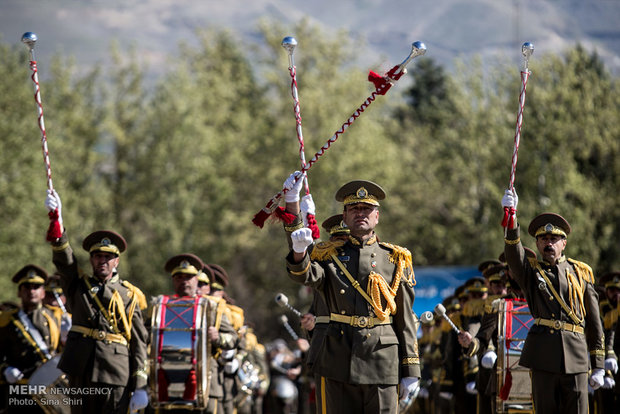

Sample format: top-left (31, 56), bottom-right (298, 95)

top-left (399, 376), bottom-right (420, 399)
top-left (283, 171), bottom-right (305, 203)
top-left (465, 381), bottom-right (477, 395)
top-left (291, 228), bottom-right (313, 254)
top-left (129, 388), bottom-right (149, 412)
top-left (501, 188), bottom-right (518, 210)
top-left (605, 357), bottom-right (618, 374)
top-left (221, 349), bottom-right (236, 360)
top-left (60, 314), bottom-right (72, 344)
top-left (300, 194), bottom-right (316, 227)
top-left (589, 368), bottom-right (605, 390)
top-left (3, 366), bottom-right (24, 384)
top-left (224, 358), bottom-right (240, 374)
top-left (603, 376), bottom-right (616, 389)
top-left (45, 189), bottom-right (63, 226)
top-left (481, 350), bottom-right (498, 369)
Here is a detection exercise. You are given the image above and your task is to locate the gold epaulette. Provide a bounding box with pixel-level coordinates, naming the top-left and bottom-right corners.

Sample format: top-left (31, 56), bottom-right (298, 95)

top-left (463, 298), bottom-right (486, 317)
top-left (226, 304), bottom-right (245, 331)
top-left (484, 295), bottom-right (503, 313)
top-left (0, 309), bottom-right (17, 328)
top-left (567, 258), bottom-right (595, 284)
top-left (380, 242), bottom-right (416, 286)
top-left (122, 280), bottom-right (148, 310)
top-left (603, 306), bottom-right (619, 330)
top-left (310, 240), bottom-right (345, 261)
top-left (44, 305), bottom-right (64, 323)
top-left (255, 343), bottom-right (266, 355)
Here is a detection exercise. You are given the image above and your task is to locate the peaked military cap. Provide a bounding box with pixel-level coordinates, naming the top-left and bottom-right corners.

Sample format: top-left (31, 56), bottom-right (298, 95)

top-left (12, 264), bottom-right (48, 287)
top-left (464, 276), bottom-right (488, 294)
top-left (198, 264), bottom-right (213, 284)
top-left (165, 253), bottom-right (204, 277)
top-left (483, 264), bottom-right (508, 283)
top-left (498, 246), bottom-right (537, 263)
top-left (478, 259), bottom-right (502, 273)
top-left (455, 284), bottom-right (468, 299)
top-left (335, 180), bottom-right (385, 207)
top-left (82, 230), bottom-right (127, 256)
top-left (45, 272), bottom-right (63, 293)
top-left (208, 263), bottom-right (229, 290)
top-left (442, 295), bottom-right (461, 312)
top-left (321, 214), bottom-right (350, 236)
top-left (528, 213), bottom-right (571, 238)
top-left (599, 271), bottom-right (620, 290)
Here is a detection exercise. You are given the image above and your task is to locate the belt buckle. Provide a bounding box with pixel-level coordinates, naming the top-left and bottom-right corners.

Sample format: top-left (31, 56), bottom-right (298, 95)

top-left (356, 316), bottom-right (369, 328)
top-left (553, 320), bottom-right (563, 330)
top-left (97, 330), bottom-right (106, 340)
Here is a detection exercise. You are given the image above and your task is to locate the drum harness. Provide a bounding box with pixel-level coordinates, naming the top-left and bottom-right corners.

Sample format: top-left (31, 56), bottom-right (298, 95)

top-left (12, 309), bottom-right (56, 363)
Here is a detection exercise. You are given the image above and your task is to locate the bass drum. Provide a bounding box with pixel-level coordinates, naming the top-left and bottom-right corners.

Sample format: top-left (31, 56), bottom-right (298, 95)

top-left (149, 295), bottom-right (211, 410)
top-left (496, 298), bottom-right (534, 413)
top-left (28, 355), bottom-right (71, 414)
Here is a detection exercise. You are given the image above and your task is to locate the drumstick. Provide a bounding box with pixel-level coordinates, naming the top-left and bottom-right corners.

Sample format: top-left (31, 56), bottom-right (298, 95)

top-left (278, 315), bottom-right (299, 341)
top-left (275, 293), bottom-right (302, 318)
top-left (434, 303), bottom-right (461, 334)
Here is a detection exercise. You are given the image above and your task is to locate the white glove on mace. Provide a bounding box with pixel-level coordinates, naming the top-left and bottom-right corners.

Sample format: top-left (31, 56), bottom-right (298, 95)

top-left (283, 171), bottom-right (305, 203)
top-left (44, 189), bottom-right (64, 226)
top-left (589, 368), bottom-right (605, 390)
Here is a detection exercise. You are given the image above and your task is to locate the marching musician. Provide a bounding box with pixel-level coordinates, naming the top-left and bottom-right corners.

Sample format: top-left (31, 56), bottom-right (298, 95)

top-left (282, 176), bottom-right (420, 413)
top-left (501, 189), bottom-right (605, 413)
top-left (596, 271), bottom-right (620, 411)
top-left (0, 265), bottom-right (64, 413)
top-left (45, 190), bottom-right (149, 414)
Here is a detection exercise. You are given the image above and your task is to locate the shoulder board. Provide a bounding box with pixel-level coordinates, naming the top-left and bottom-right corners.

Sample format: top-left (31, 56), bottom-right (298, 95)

top-left (121, 280), bottom-right (148, 310)
top-left (567, 258), bottom-right (595, 284)
top-left (0, 309), bottom-right (18, 327)
top-left (484, 295), bottom-right (503, 313)
top-left (310, 240), bottom-right (344, 261)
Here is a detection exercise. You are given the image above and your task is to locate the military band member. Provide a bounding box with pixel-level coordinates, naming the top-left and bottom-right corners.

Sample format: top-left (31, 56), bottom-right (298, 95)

top-left (501, 189), bottom-right (605, 414)
top-left (596, 271), bottom-right (620, 411)
top-left (283, 177), bottom-right (420, 413)
top-left (0, 265), bottom-right (63, 413)
top-left (45, 189), bottom-right (149, 413)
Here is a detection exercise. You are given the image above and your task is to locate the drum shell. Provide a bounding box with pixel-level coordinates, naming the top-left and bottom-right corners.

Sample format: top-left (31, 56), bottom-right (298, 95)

top-left (149, 295), bottom-right (211, 410)
top-left (28, 355), bottom-right (71, 414)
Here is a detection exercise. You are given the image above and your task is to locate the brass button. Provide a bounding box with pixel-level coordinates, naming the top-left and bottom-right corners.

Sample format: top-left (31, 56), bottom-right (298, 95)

top-left (340, 330), bottom-right (344, 335)
top-left (371, 253), bottom-right (376, 258)
top-left (550, 329), bottom-right (555, 334)
top-left (340, 289), bottom-right (345, 294)
top-left (341, 310), bottom-right (346, 314)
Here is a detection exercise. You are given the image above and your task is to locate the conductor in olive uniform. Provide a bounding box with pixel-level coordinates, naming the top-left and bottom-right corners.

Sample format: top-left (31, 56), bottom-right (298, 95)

top-left (45, 190), bottom-right (149, 413)
top-left (284, 178), bottom-right (420, 413)
top-left (0, 265), bottom-right (63, 412)
top-left (501, 189), bottom-right (605, 414)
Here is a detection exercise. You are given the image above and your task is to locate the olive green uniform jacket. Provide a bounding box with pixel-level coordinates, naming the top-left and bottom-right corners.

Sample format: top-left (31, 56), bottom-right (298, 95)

top-left (504, 226), bottom-right (605, 373)
top-left (285, 234), bottom-right (420, 385)
top-left (51, 232), bottom-right (149, 389)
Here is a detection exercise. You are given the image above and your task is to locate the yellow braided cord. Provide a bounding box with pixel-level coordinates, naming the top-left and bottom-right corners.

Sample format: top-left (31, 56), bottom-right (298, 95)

top-left (41, 311), bottom-right (60, 352)
top-left (566, 269), bottom-right (586, 324)
top-left (367, 271), bottom-right (397, 320)
top-left (108, 290), bottom-right (132, 341)
top-left (310, 240), bottom-right (345, 261)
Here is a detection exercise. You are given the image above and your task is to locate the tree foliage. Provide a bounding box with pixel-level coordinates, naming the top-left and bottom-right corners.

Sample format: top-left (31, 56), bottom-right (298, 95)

top-left (0, 21), bottom-right (618, 342)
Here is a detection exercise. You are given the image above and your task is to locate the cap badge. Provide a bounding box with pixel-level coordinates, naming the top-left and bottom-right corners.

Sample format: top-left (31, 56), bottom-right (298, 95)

top-left (101, 237), bottom-right (111, 246)
top-left (356, 187), bottom-right (368, 198)
top-left (180, 260), bottom-right (190, 269)
top-left (544, 223), bottom-right (554, 232)
top-left (27, 270), bottom-right (36, 278)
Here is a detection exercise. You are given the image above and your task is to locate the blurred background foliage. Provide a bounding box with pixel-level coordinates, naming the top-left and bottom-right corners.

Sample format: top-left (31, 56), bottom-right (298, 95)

top-left (1, 19), bottom-right (618, 342)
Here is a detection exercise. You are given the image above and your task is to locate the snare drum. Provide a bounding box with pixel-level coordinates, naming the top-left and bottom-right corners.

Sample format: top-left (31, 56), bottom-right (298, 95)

top-left (496, 298), bottom-right (534, 413)
top-left (28, 355), bottom-right (71, 414)
top-left (149, 295), bottom-right (211, 410)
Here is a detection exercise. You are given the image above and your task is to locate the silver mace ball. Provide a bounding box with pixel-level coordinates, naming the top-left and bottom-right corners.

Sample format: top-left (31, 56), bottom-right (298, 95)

top-left (420, 311), bottom-right (434, 324)
top-left (282, 36), bottom-right (297, 68)
top-left (21, 32), bottom-right (38, 51)
top-left (395, 40), bottom-right (427, 75)
top-left (521, 42), bottom-right (534, 71)
top-left (281, 36), bottom-right (297, 55)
